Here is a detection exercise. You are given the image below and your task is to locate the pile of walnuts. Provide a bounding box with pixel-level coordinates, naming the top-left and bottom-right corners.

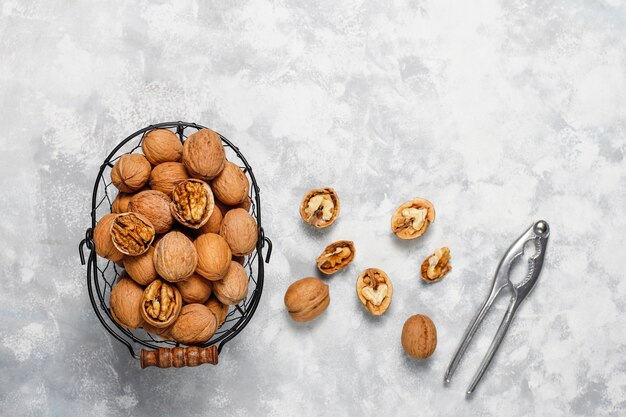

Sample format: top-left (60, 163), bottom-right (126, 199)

top-left (94, 128), bottom-right (258, 345)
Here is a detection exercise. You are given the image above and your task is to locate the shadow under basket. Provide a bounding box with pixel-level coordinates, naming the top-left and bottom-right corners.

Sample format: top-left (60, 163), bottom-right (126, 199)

top-left (79, 121), bottom-right (272, 369)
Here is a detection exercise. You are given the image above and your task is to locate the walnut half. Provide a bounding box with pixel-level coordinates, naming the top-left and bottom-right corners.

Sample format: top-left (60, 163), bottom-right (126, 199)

top-left (110, 212), bottom-right (155, 256)
top-left (316, 240), bottom-right (355, 275)
top-left (141, 279), bottom-right (182, 329)
top-left (420, 247), bottom-right (452, 282)
top-left (300, 188), bottom-right (340, 228)
top-left (391, 198), bottom-right (435, 240)
top-left (356, 268), bottom-right (393, 316)
top-left (170, 179), bottom-right (215, 229)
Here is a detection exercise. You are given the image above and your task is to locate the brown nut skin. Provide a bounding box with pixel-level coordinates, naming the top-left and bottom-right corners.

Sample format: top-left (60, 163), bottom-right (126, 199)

top-left (198, 204), bottom-right (223, 234)
top-left (316, 240), bottom-right (355, 275)
top-left (110, 212), bottom-right (155, 256)
top-left (420, 247), bottom-right (452, 283)
top-left (205, 297), bottom-right (229, 327)
top-left (170, 179), bottom-right (215, 229)
top-left (219, 208), bottom-right (258, 256)
top-left (300, 188), bottom-right (340, 228)
top-left (284, 277), bottom-right (330, 322)
top-left (128, 190), bottom-right (174, 234)
top-left (153, 231), bottom-right (198, 282)
top-left (194, 233), bottom-right (232, 281)
top-left (111, 154), bottom-right (152, 193)
top-left (182, 128), bottom-right (226, 180)
top-left (141, 129), bottom-right (183, 165)
top-left (94, 213), bottom-right (125, 263)
top-left (112, 192), bottom-right (134, 214)
top-left (391, 198), bottom-right (436, 240)
top-left (141, 279), bottom-right (183, 329)
top-left (213, 261), bottom-right (249, 305)
top-left (356, 268), bottom-right (393, 316)
top-left (109, 274), bottom-right (145, 330)
top-left (176, 273), bottom-right (212, 304)
top-left (123, 246), bottom-right (158, 286)
top-left (170, 304), bottom-right (218, 345)
top-left (211, 161), bottom-right (250, 205)
top-left (401, 314), bottom-right (437, 359)
top-left (148, 162), bottom-right (190, 195)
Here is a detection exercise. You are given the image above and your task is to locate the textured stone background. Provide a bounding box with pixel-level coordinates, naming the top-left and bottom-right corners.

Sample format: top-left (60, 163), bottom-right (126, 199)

top-left (1, 0), bottom-right (625, 416)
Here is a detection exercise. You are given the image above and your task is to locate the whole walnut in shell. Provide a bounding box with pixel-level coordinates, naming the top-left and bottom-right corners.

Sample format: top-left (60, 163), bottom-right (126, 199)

top-left (128, 190), bottom-right (174, 234)
top-left (170, 179), bottom-right (215, 229)
top-left (153, 231), bottom-right (198, 282)
top-left (391, 198), bottom-right (435, 240)
top-left (205, 297), bottom-right (229, 327)
top-left (141, 279), bottom-right (182, 329)
top-left (110, 212), bottom-right (155, 256)
top-left (198, 204), bottom-right (223, 234)
top-left (284, 277), bottom-right (330, 322)
top-left (149, 162), bottom-right (190, 195)
top-left (112, 192), bottom-right (134, 213)
top-left (170, 304), bottom-right (218, 345)
top-left (211, 161), bottom-right (249, 205)
top-left (213, 261), bottom-right (249, 305)
top-left (123, 246), bottom-right (157, 285)
top-left (182, 128), bottom-right (226, 180)
top-left (194, 233), bottom-right (232, 281)
top-left (94, 213), bottom-right (125, 263)
top-left (111, 154), bottom-right (152, 193)
top-left (110, 273), bottom-right (144, 329)
top-left (142, 322), bottom-right (173, 340)
top-left (176, 273), bottom-right (212, 304)
top-left (300, 188), bottom-right (340, 228)
top-left (401, 314), bottom-right (437, 359)
top-left (219, 208), bottom-right (258, 256)
top-left (141, 129), bottom-right (183, 165)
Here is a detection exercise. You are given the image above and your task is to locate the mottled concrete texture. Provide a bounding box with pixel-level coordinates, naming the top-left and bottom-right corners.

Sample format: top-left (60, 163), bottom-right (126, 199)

top-left (1, 0), bottom-right (625, 416)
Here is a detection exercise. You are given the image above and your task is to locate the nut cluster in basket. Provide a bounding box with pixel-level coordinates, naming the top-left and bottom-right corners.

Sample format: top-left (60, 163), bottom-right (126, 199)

top-left (94, 128), bottom-right (258, 345)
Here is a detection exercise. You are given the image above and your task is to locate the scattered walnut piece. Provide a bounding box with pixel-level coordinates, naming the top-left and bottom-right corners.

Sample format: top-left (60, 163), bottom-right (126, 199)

top-left (316, 240), bottom-right (355, 275)
top-left (420, 247), bottom-right (452, 282)
top-left (300, 188), bottom-right (340, 228)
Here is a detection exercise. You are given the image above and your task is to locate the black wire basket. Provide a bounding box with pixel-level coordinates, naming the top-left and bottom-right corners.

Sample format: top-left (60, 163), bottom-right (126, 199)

top-left (79, 121), bottom-right (272, 368)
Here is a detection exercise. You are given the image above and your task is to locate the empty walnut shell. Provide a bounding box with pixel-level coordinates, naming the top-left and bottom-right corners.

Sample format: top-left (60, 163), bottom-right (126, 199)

top-left (211, 161), bottom-right (249, 205)
top-left (219, 208), bottom-right (258, 256)
top-left (284, 277), bottom-right (330, 322)
top-left (198, 203), bottom-right (223, 234)
top-left (141, 129), bottom-right (183, 165)
top-left (356, 268), bottom-right (393, 316)
top-left (111, 154), bottom-right (152, 193)
top-left (153, 231), bottom-right (198, 282)
top-left (170, 304), bottom-right (218, 345)
top-left (110, 274), bottom-right (145, 329)
top-left (128, 190), bottom-right (174, 234)
top-left (170, 179), bottom-right (215, 229)
top-left (141, 279), bottom-right (183, 329)
top-left (316, 240), bottom-right (355, 275)
top-left (112, 192), bottom-right (134, 213)
top-left (110, 212), bottom-right (155, 256)
top-left (213, 261), bottom-right (249, 305)
top-left (205, 297), bottom-right (229, 327)
top-left (148, 162), bottom-right (190, 195)
top-left (123, 246), bottom-right (158, 286)
top-left (300, 188), bottom-right (340, 228)
top-left (176, 273), bottom-right (212, 304)
top-left (391, 198), bottom-right (435, 240)
top-left (182, 128), bottom-right (226, 180)
top-left (94, 213), bottom-right (125, 263)
top-left (401, 314), bottom-right (437, 359)
top-left (194, 233), bottom-right (232, 281)
top-left (421, 247), bottom-right (452, 283)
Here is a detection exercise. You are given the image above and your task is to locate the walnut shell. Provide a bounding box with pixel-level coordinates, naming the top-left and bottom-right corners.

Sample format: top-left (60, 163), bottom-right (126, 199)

top-left (141, 129), bottom-right (183, 165)
top-left (213, 261), bottom-right (249, 305)
top-left (182, 128), bottom-right (226, 180)
top-left (128, 190), bottom-right (174, 234)
top-left (148, 162), bottom-right (190, 195)
top-left (300, 188), bottom-right (340, 228)
top-left (198, 203), bottom-right (223, 234)
top-left (194, 233), bottom-right (232, 281)
top-left (142, 322), bottom-right (173, 340)
top-left (284, 277), bottom-right (330, 322)
top-left (205, 297), bottom-right (229, 327)
top-left (170, 304), bottom-right (218, 345)
top-left (219, 208), bottom-right (258, 256)
top-left (153, 231), bottom-right (198, 282)
top-left (141, 279), bottom-right (183, 329)
top-left (356, 268), bottom-right (393, 316)
top-left (111, 154), bottom-right (151, 193)
top-left (123, 246), bottom-right (157, 285)
top-left (170, 179), bottom-right (215, 229)
top-left (94, 213), bottom-right (125, 263)
top-left (110, 274), bottom-right (144, 329)
top-left (176, 273), bottom-right (212, 304)
top-left (232, 196), bottom-right (252, 212)
top-left (316, 240), bottom-right (355, 275)
top-left (112, 192), bottom-right (134, 213)
top-left (211, 161), bottom-right (249, 205)
top-left (401, 314), bottom-right (437, 359)
top-left (391, 198), bottom-right (435, 240)
top-left (110, 212), bottom-right (155, 256)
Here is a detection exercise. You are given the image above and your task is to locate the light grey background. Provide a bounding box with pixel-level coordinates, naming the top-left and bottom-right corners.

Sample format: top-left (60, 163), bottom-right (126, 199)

top-left (1, 0), bottom-right (625, 416)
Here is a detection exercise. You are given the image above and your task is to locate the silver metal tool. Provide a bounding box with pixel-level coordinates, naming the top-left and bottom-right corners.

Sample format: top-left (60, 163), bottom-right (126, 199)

top-left (444, 220), bottom-right (550, 395)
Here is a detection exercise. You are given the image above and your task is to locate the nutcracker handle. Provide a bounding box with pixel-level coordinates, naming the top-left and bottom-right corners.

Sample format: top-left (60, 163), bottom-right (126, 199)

top-left (140, 346), bottom-right (218, 369)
